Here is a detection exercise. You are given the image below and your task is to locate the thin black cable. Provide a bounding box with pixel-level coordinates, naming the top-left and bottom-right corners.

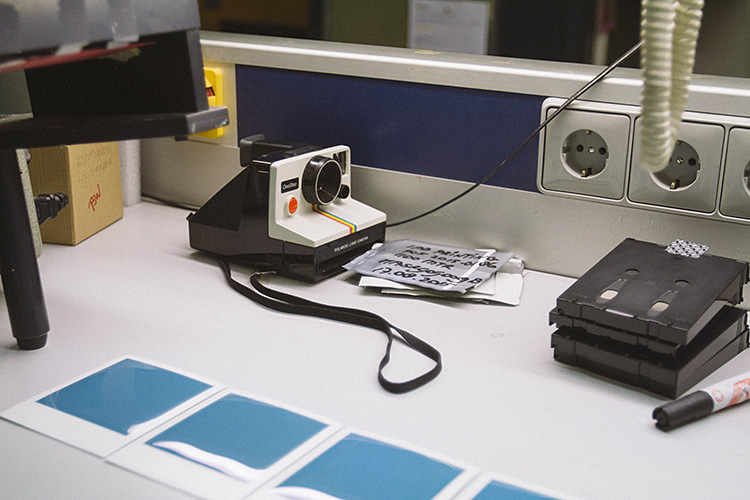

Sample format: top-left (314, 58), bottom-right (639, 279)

top-left (386, 40), bottom-right (643, 228)
top-left (142, 194), bottom-right (199, 212)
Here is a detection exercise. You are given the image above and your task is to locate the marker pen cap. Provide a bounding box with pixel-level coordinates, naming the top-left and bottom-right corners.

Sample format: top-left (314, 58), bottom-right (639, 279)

top-left (653, 390), bottom-right (714, 431)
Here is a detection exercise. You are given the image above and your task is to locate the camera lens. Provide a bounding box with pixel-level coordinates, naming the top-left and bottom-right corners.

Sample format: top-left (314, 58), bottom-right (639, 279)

top-left (302, 156), bottom-right (342, 205)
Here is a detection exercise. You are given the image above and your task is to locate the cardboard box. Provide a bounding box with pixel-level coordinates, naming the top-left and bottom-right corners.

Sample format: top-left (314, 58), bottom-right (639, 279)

top-left (28, 142), bottom-right (123, 245)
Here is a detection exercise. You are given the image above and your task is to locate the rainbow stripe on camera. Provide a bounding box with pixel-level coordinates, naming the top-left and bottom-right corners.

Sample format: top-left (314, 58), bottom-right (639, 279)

top-left (312, 205), bottom-right (357, 234)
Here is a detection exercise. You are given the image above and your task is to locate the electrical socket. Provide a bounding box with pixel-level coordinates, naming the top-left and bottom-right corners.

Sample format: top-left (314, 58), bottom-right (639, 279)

top-left (720, 127), bottom-right (750, 220)
top-left (538, 99), bottom-right (631, 200)
top-left (629, 118), bottom-right (724, 213)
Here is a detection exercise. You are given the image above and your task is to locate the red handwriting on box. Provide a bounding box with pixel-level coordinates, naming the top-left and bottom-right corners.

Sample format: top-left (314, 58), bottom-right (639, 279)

top-left (88, 184), bottom-right (101, 212)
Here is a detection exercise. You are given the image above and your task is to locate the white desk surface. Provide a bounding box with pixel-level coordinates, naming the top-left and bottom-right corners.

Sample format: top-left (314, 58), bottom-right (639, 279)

top-left (1, 202), bottom-right (748, 500)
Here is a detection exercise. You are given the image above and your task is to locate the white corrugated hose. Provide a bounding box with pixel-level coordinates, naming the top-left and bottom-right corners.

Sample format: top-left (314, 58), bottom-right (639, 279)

top-left (639, 0), bottom-right (704, 172)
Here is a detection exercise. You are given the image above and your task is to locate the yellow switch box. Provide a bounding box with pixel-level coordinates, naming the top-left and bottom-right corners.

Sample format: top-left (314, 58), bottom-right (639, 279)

top-left (194, 66), bottom-right (225, 139)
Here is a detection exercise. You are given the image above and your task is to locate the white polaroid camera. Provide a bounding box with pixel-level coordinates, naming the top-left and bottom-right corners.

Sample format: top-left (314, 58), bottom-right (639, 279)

top-left (188, 135), bottom-right (386, 281)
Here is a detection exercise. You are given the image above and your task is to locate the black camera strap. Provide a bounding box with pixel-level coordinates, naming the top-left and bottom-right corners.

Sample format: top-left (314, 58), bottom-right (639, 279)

top-left (217, 258), bottom-right (442, 394)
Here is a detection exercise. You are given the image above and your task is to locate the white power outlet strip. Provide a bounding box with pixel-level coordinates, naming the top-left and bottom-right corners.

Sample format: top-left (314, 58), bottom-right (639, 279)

top-left (537, 98), bottom-right (750, 225)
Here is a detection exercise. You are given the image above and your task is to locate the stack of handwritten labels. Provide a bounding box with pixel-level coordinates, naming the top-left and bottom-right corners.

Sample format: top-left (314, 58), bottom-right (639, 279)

top-left (345, 240), bottom-right (523, 304)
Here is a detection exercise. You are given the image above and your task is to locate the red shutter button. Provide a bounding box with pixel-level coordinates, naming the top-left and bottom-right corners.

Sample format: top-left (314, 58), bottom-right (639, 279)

top-left (287, 197), bottom-right (299, 215)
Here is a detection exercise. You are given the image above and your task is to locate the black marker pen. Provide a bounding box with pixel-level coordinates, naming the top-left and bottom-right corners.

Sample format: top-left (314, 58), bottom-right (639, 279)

top-left (653, 371), bottom-right (750, 431)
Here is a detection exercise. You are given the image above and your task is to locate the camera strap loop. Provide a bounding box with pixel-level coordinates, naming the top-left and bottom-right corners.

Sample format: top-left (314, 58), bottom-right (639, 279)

top-left (217, 259), bottom-right (442, 394)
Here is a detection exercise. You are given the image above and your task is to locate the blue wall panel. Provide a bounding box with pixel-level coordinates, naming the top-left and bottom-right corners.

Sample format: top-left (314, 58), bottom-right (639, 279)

top-left (236, 65), bottom-right (543, 192)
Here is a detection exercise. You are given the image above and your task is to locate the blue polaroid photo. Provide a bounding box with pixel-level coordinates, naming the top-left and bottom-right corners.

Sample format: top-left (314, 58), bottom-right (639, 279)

top-left (473, 480), bottom-right (560, 500)
top-left (108, 390), bottom-right (341, 500)
top-left (455, 474), bottom-right (569, 500)
top-left (254, 431), bottom-right (475, 500)
top-left (1, 356), bottom-right (222, 457)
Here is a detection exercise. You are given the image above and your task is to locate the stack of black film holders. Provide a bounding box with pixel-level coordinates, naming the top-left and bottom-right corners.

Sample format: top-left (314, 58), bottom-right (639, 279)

top-left (549, 238), bottom-right (749, 398)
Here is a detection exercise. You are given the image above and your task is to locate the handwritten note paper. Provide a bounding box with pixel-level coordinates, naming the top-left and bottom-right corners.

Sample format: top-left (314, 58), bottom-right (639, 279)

top-left (344, 240), bottom-right (512, 293)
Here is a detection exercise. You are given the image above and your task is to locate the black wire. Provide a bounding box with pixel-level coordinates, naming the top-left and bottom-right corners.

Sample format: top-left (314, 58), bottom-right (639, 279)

top-left (386, 40), bottom-right (643, 228)
top-left (142, 193), bottom-right (199, 212)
